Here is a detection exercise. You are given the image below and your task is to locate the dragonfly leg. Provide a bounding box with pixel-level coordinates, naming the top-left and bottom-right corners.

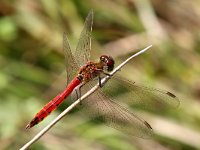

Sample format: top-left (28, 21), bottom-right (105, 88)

top-left (98, 76), bottom-right (102, 87)
top-left (75, 88), bottom-right (79, 100)
top-left (77, 83), bottom-right (86, 105)
top-left (74, 87), bottom-right (82, 105)
top-left (97, 68), bottom-right (112, 77)
top-left (98, 72), bottom-right (113, 88)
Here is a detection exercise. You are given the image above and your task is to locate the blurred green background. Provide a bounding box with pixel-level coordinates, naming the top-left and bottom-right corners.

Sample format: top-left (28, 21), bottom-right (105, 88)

top-left (1, 0), bottom-right (200, 150)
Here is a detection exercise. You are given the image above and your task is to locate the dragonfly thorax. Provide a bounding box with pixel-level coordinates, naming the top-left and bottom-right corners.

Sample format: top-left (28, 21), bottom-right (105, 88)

top-left (77, 55), bottom-right (114, 83)
top-left (78, 62), bottom-right (101, 82)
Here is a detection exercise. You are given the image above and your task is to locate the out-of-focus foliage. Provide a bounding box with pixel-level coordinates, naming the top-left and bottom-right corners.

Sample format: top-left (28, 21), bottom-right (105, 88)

top-left (0, 0), bottom-right (200, 150)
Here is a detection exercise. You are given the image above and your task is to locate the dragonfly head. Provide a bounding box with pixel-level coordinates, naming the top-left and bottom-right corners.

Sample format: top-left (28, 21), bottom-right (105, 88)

top-left (100, 55), bottom-right (115, 71)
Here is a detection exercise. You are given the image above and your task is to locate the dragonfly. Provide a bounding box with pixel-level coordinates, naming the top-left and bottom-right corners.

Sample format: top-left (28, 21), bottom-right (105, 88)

top-left (26, 10), bottom-right (179, 138)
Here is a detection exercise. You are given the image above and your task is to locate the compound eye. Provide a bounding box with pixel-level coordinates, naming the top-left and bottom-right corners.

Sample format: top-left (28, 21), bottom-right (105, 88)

top-left (106, 57), bottom-right (115, 71)
top-left (100, 55), bottom-right (115, 71)
top-left (100, 56), bottom-right (105, 61)
top-left (100, 55), bottom-right (106, 62)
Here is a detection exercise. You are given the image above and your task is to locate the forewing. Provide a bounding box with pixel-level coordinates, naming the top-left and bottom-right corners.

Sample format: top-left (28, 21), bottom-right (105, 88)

top-left (74, 10), bottom-right (93, 66)
top-left (63, 32), bottom-right (79, 84)
top-left (102, 75), bottom-right (180, 111)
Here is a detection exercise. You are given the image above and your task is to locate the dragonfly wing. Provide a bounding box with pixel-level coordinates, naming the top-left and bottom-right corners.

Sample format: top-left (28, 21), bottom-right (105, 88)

top-left (79, 88), bottom-right (153, 138)
top-left (74, 10), bottom-right (93, 66)
top-left (102, 75), bottom-right (180, 111)
top-left (63, 32), bottom-right (79, 84)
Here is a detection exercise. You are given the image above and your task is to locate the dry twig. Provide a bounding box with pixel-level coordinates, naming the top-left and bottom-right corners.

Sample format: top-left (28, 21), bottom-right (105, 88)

top-left (20, 45), bottom-right (152, 150)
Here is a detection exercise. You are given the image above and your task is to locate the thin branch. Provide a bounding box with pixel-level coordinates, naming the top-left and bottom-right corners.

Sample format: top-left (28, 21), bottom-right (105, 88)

top-left (134, 0), bottom-right (168, 43)
top-left (20, 45), bottom-right (152, 150)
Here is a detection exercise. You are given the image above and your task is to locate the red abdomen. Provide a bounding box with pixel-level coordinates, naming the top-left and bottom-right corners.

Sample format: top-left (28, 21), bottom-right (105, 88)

top-left (26, 77), bottom-right (81, 129)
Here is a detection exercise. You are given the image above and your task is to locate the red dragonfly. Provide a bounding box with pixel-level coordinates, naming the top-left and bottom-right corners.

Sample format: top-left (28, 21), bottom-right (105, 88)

top-left (26, 11), bottom-right (179, 138)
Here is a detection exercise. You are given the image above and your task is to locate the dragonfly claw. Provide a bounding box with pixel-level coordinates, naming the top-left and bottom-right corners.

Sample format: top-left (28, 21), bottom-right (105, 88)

top-left (25, 124), bottom-right (31, 129)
